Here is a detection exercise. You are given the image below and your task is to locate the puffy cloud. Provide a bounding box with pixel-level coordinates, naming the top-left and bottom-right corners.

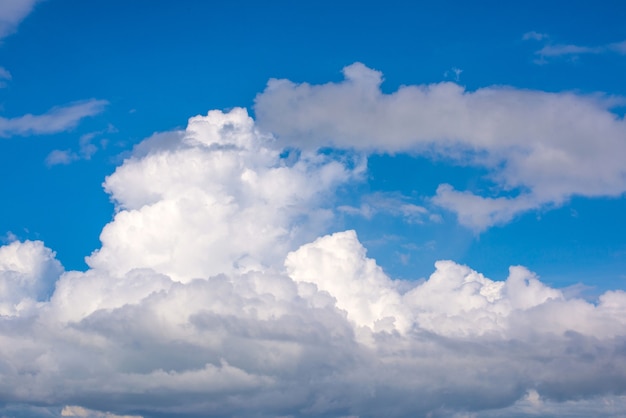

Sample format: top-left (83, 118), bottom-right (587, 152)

top-left (0, 240), bottom-right (63, 315)
top-left (88, 108), bottom-right (363, 281)
top-left (1, 108), bottom-right (626, 417)
top-left (255, 62), bottom-right (626, 230)
top-left (0, 99), bottom-right (108, 138)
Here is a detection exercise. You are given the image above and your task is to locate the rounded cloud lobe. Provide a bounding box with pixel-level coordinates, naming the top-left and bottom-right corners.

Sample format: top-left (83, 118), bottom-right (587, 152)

top-left (1, 108), bottom-right (626, 417)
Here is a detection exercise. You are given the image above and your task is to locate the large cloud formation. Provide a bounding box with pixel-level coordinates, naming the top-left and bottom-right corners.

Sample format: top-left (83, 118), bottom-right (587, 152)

top-left (255, 63), bottom-right (626, 231)
top-left (1, 108), bottom-right (626, 417)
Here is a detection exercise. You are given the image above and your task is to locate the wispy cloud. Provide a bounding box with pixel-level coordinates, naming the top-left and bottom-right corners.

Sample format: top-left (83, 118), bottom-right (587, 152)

top-left (522, 31), bottom-right (548, 41)
top-left (0, 66), bottom-right (11, 87)
top-left (524, 32), bottom-right (626, 62)
top-left (338, 192), bottom-right (430, 224)
top-left (0, 0), bottom-right (41, 41)
top-left (46, 126), bottom-right (116, 167)
top-left (0, 99), bottom-right (108, 138)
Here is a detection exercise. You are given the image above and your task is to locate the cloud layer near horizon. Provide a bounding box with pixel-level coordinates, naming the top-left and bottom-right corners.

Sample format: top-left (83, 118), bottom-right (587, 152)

top-left (255, 63), bottom-right (626, 230)
top-left (1, 108), bottom-right (626, 417)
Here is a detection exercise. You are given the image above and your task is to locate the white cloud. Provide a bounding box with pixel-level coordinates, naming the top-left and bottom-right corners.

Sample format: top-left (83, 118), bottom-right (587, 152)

top-left (0, 99), bottom-right (108, 137)
top-left (1, 107), bottom-right (626, 417)
top-left (0, 0), bottom-right (41, 41)
top-left (0, 240), bottom-right (62, 315)
top-left (255, 62), bottom-right (626, 230)
top-left (431, 184), bottom-right (542, 232)
top-left (87, 107), bottom-right (364, 281)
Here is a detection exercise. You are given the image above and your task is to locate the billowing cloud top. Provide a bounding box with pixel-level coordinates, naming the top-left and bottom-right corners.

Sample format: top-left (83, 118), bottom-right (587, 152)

top-left (255, 63), bottom-right (626, 230)
top-left (1, 107), bottom-right (626, 417)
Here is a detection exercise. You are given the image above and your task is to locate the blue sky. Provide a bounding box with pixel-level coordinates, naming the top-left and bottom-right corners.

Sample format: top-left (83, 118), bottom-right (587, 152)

top-left (1, 1), bottom-right (626, 417)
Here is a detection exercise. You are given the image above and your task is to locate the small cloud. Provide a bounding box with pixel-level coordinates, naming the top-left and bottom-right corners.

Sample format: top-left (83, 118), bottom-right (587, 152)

top-left (0, 66), bottom-right (11, 88)
top-left (537, 43), bottom-right (601, 57)
top-left (522, 31), bottom-right (548, 41)
top-left (45, 149), bottom-right (79, 166)
top-left (0, 99), bottom-right (108, 138)
top-left (444, 67), bottom-right (463, 82)
top-left (79, 133), bottom-right (98, 160)
top-left (338, 203), bottom-right (375, 219)
top-left (531, 37), bottom-right (626, 63)
top-left (339, 192), bottom-right (430, 224)
top-left (0, 231), bottom-right (18, 244)
top-left (45, 125), bottom-right (118, 167)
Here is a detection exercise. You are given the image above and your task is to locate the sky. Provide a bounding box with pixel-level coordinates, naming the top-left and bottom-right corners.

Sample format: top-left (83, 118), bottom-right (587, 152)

top-left (1, 0), bottom-right (626, 417)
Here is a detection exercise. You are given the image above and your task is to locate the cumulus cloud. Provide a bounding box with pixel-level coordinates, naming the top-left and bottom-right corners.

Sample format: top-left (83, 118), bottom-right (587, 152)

top-left (0, 99), bottom-right (108, 138)
top-left (1, 108), bottom-right (626, 417)
top-left (255, 62), bottom-right (626, 230)
top-left (0, 239), bottom-right (63, 316)
top-left (87, 108), bottom-right (363, 281)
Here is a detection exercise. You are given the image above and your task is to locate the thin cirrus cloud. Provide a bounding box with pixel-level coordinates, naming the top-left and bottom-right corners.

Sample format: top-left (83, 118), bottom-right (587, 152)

top-left (522, 32), bottom-right (626, 60)
top-left (45, 130), bottom-right (105, 167)
top-left (537, 41), bottom-right (626, 58)
top-left (338, 191), bottom-right (431, 224)
top-left (0, 0), bottom-right (41, 41)
top-left (0, 66), bottom-right (11, 87)
top-left (0, 99), bottom-right (108, 138)
top-left (1, 108), bottom-right (626, 417)
top-left (254, 62), bottom-right (626, 231)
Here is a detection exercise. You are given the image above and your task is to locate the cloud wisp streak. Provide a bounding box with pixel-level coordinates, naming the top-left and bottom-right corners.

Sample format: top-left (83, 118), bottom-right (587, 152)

top-left (255, 63), bottom-right (626, 231)
top-left (1, 108), bottom-right (626, 417)
top-left (0, 0), bottom-right (41, 41)
top-left (0, 99), bottom-right (108, 138)
top-left (523, 32), bottom-right (626, 62)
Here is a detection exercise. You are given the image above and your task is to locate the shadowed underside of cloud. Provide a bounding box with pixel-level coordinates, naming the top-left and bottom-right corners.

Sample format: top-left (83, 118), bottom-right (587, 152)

top-left (255, 63), bottom-right (626, 231)
top-left (1, 108), bottom-right (626, 417)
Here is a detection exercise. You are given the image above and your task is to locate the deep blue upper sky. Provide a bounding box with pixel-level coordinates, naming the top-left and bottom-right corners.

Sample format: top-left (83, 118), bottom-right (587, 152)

top-left (1, 0), bottom-right (625, 292)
